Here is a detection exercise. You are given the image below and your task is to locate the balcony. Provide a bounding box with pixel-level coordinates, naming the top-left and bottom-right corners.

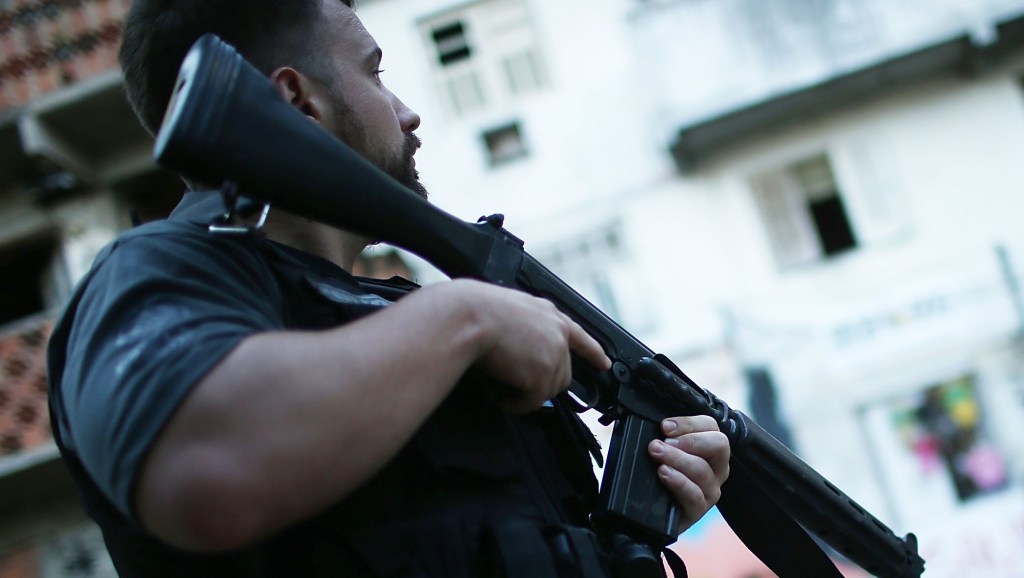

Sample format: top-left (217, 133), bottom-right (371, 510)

top-left (0, 313), bottom-right (76, 528)
top-left (0, 0), bottom-right (182, 234)
top-left (626, 0), bottom-right (1024, 169)
top-left (0, 313), bottom-right (53, 459)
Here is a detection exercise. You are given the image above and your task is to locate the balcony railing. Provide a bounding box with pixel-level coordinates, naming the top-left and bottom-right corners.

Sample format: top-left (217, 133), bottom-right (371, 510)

top-left (0, 312), bottom-right (55, 461)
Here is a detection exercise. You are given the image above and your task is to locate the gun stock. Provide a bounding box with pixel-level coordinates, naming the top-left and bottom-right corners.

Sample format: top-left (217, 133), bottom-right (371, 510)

top-left (155, 34), bottom-right (510, 282)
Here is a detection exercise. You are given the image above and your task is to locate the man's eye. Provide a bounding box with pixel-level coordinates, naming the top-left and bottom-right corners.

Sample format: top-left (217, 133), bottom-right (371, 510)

top-left (373, 68), bottom-right (385, 80)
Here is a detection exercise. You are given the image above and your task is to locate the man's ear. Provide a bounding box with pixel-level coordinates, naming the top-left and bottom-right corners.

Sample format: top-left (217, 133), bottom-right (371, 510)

top-left (270, 67), bottom-right (323, 123)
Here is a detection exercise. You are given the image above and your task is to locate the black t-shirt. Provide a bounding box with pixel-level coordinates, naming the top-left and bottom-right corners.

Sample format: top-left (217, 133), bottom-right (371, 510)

top-left (48, 190), bottom-right (604, 577)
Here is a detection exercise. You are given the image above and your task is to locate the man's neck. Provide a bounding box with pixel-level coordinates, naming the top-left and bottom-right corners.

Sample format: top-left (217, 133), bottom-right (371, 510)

top-left (261, 210), bottom-right (367, 271)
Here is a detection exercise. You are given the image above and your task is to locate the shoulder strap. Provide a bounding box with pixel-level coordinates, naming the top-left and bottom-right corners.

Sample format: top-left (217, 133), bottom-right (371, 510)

top-left (483, 520), bottom-right (560, 578)
top-left (716, 460), bottom-right (845, 578)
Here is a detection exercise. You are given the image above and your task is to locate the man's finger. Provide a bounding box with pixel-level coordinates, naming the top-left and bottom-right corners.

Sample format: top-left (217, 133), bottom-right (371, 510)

top-left (650, 440), bottom-right (717, 487)
top-left (657, 464), bottom-right (706, 516)
top-left (566, 317), bottom-right (611, 371)
top-left (666, 432), bottom-right (731, 477)
top-left (662, 415), bottom-right (720, 436)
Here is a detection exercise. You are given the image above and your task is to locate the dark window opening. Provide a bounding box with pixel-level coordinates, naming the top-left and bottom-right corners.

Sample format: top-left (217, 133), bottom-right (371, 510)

top-left (432, 22), bottom-right (472, 66)
top-left (809, 193), bottom-right (857, 256)
top-left (482, 122), bottom-right (527, 166)
top-left (0, 235), bottom-right (58, 327)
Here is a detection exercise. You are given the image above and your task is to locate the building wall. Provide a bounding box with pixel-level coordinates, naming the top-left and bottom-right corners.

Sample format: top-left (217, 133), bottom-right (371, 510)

top-left (693, 67), bottom-right (1024, 578)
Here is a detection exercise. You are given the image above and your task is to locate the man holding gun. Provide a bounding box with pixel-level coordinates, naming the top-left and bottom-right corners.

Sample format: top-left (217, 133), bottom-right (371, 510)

top-left (47, 1), bottom-right (731, 575)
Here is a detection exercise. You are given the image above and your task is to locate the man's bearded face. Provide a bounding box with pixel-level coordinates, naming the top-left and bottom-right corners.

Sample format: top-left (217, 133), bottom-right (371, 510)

top-left (380, 132), bottom-right (428, 200)
top-left (331, 99), bottom-right (428, 200)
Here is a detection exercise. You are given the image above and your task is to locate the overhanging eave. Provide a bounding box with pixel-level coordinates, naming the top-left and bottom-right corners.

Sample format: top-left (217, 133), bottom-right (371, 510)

top-left (671, 14), bottom-right (1024, 172)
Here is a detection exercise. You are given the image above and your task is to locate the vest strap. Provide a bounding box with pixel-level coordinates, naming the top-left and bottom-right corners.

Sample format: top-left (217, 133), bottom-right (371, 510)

top-left (484, 520), bottom-right (560, 578)
top-left (662, 547), bottom-right (688, 578)
top-left (717, 460), bottom-right (845, 578)
top-left (551, 525), bottom-right (609, 578)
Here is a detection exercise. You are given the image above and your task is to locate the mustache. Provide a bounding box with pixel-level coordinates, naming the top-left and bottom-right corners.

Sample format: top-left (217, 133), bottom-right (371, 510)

top-left (401, 132), bottom-right (427, 200)
top-left (405, 132), bottom-right (421, 159)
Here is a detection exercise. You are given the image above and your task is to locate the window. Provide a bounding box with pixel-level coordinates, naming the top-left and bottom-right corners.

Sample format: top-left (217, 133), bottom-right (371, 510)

top-left (482, 121), bottom-right (527, 165)
top-left (752, 154), bottom-right (858, 269)
top-left (862, 375), bottom-right (1008, 521)
top-left (498, 46), bottom-right (546, 98)
top-left (420, 0), bottom-right (548, 117)
top-left (502, 49), bottom-right (544, 95)
top-left (445, 71), bottom-right (487, 115)
top-left (0, 233), bottom-right (62, 327)
top-left (534, 223), bottom-right (624, 323)
top-left (424, 16), bottom-right (486, 114)
top-left (791, 156), bottom-right (857, 256)
top-left (733, 0), bottom-right (879, 72)
top-left (432, 21), bottom-right (472, 66)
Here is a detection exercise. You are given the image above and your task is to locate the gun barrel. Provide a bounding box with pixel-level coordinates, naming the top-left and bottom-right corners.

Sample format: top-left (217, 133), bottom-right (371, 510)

top-left (739, 417), bottom-right (923, 578)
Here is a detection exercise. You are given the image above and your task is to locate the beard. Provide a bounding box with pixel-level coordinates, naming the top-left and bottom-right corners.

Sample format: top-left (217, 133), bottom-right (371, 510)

top-left (331, 103), bottom-right (429, 200)
top-left (378, 132), bottom-right (428, 200)
top-left (327, 97), bottom-right (429, 247)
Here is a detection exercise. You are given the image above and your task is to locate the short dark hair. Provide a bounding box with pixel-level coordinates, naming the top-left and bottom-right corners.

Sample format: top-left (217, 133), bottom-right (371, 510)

top-left (119, 0), bottom-right (355, 135)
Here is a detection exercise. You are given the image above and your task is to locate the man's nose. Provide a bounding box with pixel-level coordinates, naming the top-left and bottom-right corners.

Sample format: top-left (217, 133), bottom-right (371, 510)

top-left (392, 93), bottom-right (421, 133)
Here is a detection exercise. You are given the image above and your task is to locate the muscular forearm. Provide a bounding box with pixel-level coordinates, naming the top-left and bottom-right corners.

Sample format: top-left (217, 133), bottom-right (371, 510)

top-left (136, 281), bottom-right (489, 550)
top-left (135, 279), bottom-right (608, 551)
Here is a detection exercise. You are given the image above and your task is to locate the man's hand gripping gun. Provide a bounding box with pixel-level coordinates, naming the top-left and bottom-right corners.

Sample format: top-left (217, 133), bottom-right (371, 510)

top-left (152, 35), bottom-right (925, 578)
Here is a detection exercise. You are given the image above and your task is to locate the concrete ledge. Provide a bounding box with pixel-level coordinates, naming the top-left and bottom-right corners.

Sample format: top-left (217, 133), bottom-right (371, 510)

top-left (670, 13), bottom-right (1024, 173)
top-left (0, 444), bottom-right (77, 520)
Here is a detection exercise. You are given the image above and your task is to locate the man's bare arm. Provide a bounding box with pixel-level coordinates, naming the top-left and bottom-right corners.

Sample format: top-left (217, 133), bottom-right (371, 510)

top-left (134, 279), bottom-right (610, 552)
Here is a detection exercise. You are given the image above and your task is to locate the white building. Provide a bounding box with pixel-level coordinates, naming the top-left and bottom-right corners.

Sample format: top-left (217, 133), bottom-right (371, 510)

top-left (2, 0), bottom-right (1023, 575)
top-left (356, 0), bottom-right (1024, 576)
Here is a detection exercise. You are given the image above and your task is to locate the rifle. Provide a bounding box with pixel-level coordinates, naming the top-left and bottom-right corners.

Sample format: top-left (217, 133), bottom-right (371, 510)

top-left (153, 34), bottom-right (925, 578)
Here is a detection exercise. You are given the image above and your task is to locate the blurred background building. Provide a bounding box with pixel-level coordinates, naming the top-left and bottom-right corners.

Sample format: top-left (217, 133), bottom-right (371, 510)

top-left (2, 0), bottom-right (1023, 576)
